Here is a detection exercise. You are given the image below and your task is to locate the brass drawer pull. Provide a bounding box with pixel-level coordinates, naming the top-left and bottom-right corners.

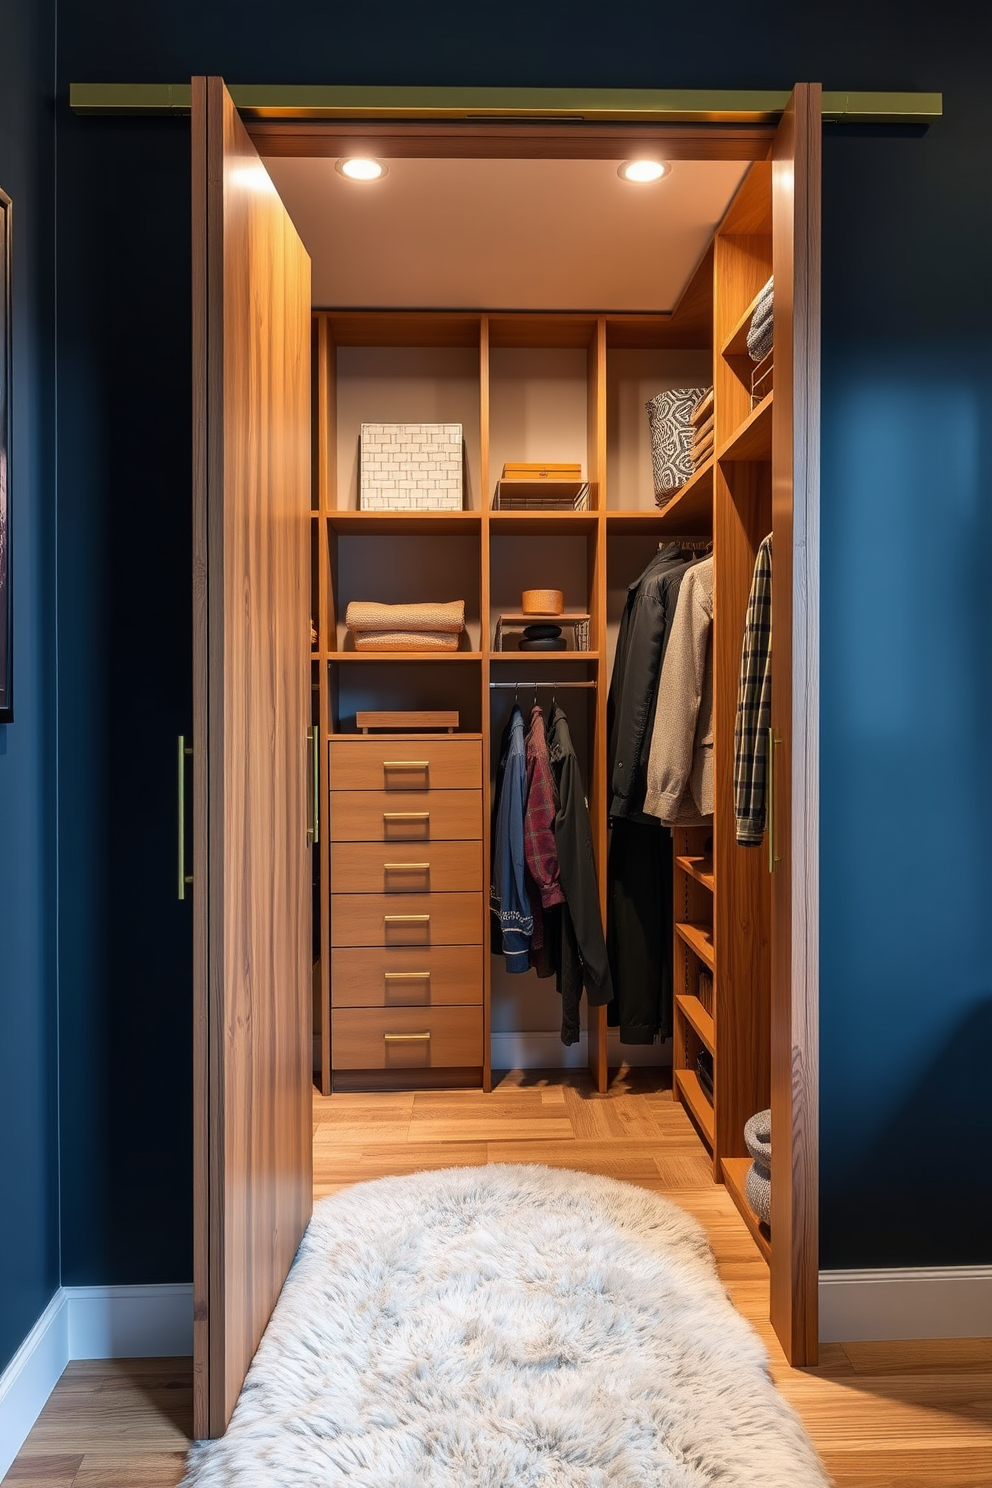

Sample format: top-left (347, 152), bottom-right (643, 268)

top-left (382, 812), bottom-right (430, 822)
top-left (383, 760), bottom-right (430, 770)
top-left (383, 971), bottom-right (431, 981)
top-left (384, 1031), bottom-right (431, 1043)
top-left (384, 915), bottom-right (430, 924)
top-left (384, 862), bottom-right (430, 872)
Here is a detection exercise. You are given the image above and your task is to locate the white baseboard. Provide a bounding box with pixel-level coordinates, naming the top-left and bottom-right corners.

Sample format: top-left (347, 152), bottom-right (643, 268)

top-left (0, 1283), bottom-right (193, 1479)
top-left (491, 1030), bottom-right (671, 1070)
top-left (0, 1289), bottom-right (69, 1479)
top-left (819, 1266), bottom-right (992, 1342)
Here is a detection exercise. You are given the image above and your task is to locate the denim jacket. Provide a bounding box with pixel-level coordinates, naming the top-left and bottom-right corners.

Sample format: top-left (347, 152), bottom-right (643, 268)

top-left (489, 706), bottom-right (533, 972)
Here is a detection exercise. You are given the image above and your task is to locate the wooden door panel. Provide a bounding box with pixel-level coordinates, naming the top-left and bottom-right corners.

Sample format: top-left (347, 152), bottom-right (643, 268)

top-left (192, 75), bottom-right (313, 1438)
top-left (770, 82), bottom-right (821, 1367)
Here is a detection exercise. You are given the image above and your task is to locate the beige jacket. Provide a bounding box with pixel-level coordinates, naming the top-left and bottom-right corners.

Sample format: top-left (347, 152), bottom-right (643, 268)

top-left (643, 557), bottom-right (714, 825)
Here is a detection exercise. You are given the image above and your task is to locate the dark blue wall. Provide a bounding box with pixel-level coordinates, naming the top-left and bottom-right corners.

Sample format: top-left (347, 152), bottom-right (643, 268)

top-left (51, 0), bottom-right (991, 1285)
top-left (0, 0), bottom-right (60, 1373)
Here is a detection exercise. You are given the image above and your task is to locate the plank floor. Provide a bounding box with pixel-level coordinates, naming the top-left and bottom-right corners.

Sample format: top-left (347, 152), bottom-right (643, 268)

top-left (6, 1069), bottom-right (989, 1486)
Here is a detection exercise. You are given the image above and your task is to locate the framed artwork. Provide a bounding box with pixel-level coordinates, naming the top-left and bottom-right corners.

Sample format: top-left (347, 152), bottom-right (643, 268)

top-left (1, 185), bottom-right (10, 722)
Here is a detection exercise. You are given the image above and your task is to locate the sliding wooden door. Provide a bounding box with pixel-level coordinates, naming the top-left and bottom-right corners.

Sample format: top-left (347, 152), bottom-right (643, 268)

top-left (192, 75), bottom-right (313, 1437)
top-left (770, 82), bottom-right (821, 1366)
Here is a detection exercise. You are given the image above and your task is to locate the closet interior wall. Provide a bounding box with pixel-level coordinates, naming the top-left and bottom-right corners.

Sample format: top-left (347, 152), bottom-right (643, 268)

top-left (309, 161), bottom-right (777, 1263)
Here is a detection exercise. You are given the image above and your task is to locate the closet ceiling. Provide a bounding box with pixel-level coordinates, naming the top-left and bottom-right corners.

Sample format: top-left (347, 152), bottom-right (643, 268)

top-left (261, 156), bottom-right (750, 312)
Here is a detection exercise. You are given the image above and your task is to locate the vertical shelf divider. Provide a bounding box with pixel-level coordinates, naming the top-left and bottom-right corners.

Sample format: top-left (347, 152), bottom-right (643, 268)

top-left (588, 316), bottom-right (609, 1094)
top-left (315, 312), bottom-right (335, 1094)
top-left (480, 315), bottom-right (493, 1092)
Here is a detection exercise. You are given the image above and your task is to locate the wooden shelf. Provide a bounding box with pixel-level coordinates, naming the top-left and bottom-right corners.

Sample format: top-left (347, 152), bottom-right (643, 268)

top-left (328, 651), bottom-right (483, 663)
top-left (675, 854), bottom-right (714, 892)
top-left (675, 994), bottom-right (714, 1054)
top-left (721, 1156), bottom-right (771, 1264)
top-left (489, 510), bottom-right (599, 536)
top-left (649, 458), bottom-right (714, 535)
top-left (674, 1068), bottom-right (714, 1148)
top-left (675, 921), bottom-right (715, 972)
top-left (489, 650), bottom-right (600, 663)
top-left (718, 392), bottom-right (773, 463)
top-left (326, 511), bottom-right (482, 536)
top-left (721, 284), bottom-right (771, 358)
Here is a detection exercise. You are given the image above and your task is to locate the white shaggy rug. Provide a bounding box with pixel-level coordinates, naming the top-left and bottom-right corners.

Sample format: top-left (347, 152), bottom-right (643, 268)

top-left (181, 1165), bottom-right (828, 1486)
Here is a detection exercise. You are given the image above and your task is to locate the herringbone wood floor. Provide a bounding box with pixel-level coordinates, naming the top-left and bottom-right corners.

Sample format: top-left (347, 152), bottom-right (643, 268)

top-left (5, 1069), bottom-right (990, 1486)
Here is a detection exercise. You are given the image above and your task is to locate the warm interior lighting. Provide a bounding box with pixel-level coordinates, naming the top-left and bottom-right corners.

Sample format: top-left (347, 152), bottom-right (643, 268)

top-left (336, 158), bottom-right (388, 182)
top-left (618, 160), bottom-right (670, 183)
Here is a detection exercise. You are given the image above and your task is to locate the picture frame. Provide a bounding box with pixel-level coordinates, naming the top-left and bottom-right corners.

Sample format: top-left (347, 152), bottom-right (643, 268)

top-left (1, 185), bottom-right (11, 722)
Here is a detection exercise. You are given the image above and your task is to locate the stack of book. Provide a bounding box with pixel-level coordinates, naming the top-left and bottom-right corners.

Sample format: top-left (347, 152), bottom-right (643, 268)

top-left (492, 462), bottom-right (589, 510)
top-left (689, 389), bottom-right (715, 472)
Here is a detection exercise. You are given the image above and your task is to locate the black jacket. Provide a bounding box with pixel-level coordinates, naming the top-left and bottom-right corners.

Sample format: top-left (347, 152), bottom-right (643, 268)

top-left (606, 544), bottom-right (693, 821)
top-left (546, 704), bottom-right (613, 1043)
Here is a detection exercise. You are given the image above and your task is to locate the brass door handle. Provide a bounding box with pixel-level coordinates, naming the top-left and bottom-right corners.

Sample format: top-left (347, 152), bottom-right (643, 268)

top-left (308, 725), bottom-right (320, 847)
top-left (767, 728), bottom-right (782, 874)
top-left (178, 736), bottom-right (194, 900)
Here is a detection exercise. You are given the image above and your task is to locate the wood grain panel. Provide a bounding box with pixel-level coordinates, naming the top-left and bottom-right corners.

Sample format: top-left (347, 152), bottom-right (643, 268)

top-left (328, 736), bottom-right (482, 790)
top-left (192, 75), bottom-right (313, 1437)
top-left (329, 789), bottom-right (483, 841)
top-left (331, 891), bottom-right (483, 948)
top-left (331, 1006), bottom-right (483, 1070)
top-left (331, 944), bottom-right (484, 1007)
top-left (330, 840), bottom-right (483, 894)
top-left (770, 82), bottom-right (822, 1368)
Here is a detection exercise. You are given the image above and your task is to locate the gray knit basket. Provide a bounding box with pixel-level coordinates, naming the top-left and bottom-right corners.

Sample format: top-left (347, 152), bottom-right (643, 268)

top-left (743, 1107), bottom-right (771, 1226)
top-left (645, 387), bottom-right (708, 501)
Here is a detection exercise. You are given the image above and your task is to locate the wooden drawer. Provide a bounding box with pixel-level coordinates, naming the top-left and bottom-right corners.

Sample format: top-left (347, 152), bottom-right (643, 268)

top-left (331, 945), bottom-right (483, 1008)
top-left (331, 841), bottom-right (483, 895)
top-left (329, 737), bottom-right (482, 792)
top-left (329, 790), bottom-right (482, 842)
top-left (331, 892), bottom-right (483, 948)
top-left (332, 1006), bottom-right (483, 1071)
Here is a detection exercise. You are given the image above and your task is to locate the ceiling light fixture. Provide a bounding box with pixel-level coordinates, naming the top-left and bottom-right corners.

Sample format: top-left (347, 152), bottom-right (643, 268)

top-left (336, 157), bottom-right (388, 182)
top-left (618, 160), bottom-right (670, 184)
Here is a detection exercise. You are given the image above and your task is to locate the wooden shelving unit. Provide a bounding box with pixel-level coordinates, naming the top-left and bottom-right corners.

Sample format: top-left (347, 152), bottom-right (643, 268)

top-left (721, 1156), bottom-right (772, 1263)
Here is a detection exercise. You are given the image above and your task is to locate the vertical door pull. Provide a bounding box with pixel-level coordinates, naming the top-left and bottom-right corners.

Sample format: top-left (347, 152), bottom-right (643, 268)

top-left (767, 728), bottom-right (783, 874)
top-left (308, 725), bottom-right (320, 847)
top-left (178, 736), bottom-right (194, 899)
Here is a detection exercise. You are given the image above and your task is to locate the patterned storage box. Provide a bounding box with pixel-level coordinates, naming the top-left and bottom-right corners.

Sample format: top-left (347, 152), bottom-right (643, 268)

top-left (360, 422), bottom-right (463, 510)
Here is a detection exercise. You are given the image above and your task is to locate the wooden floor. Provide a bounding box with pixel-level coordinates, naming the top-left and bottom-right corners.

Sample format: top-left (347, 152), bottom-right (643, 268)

top-left (6, 1069), bottom-right (990, 1486)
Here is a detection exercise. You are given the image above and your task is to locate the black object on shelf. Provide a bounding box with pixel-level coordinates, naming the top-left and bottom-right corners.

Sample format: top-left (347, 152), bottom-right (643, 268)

top-left (522, 623), bottom-right (563, 641)
top-left (696, 1049), bottom-right (714, 1103)
top-left (520, 635), bottom-right (567, 651)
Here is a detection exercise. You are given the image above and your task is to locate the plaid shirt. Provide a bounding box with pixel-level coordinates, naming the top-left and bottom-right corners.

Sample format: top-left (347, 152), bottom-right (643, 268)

top-left (734, 535), bottom-right (773, 846)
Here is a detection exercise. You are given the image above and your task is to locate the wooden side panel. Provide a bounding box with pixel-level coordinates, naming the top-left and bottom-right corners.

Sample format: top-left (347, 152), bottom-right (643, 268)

top-left (192, 76), bottom-right (313, 1436)
top-left (770, 83), bottom-right (821, 1367)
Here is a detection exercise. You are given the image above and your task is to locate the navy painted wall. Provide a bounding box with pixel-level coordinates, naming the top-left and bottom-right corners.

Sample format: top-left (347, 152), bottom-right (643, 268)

top-left (0, 0), bottom-right (60, 1372)
top-left (52, 0), bottom-right (991, 1284)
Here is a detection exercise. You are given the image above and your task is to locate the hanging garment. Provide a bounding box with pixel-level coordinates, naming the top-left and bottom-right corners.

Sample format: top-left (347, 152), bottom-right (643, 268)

top-left (546, 704), bottom-right (613, 1044)
top-left (734, 534), bottom-right (773, 846)
top-left (489, 705), bottom-right (533, 972)
top-left (523, 705), bottom-right (564, 977)
top-left (606, 543), bottom-right (696, 821)
top-left (606, 816), bottom-right (673, 1044)
top-left (643, 556), bottom-right (715, 825)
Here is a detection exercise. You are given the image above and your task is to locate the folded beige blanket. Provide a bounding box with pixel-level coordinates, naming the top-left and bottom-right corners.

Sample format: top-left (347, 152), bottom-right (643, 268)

top-left (352, 630), bottom-right (460, 652)
top-left (346, 600), bottom-right (465, 634)
top-left (691, 432), bottom-right (714, 468)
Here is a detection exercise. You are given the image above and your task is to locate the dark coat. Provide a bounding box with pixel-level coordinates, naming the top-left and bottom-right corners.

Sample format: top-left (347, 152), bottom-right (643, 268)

top-left (546, 704), bottom-right (613, 1043)
top-left (606, 543), bottom-right (693, 821)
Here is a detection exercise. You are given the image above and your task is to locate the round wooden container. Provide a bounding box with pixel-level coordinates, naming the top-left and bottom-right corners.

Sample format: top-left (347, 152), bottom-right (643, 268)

top-left (521, 589), bottom-right (564, 615)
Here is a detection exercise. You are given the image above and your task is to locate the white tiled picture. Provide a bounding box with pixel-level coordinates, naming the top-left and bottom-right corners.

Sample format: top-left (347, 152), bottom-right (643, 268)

top-left (360, 422), bottom-right (464, 510)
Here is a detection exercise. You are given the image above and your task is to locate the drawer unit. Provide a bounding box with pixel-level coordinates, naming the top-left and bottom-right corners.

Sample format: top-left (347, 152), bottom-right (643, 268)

top-left (331, 946), bottom-right (483, 1008)
top-left (329, 736), bottom-right (482, 792)
top-left (331, 1006), bottom-right (483, 1071)
top-left (330, 841), bottom-right (483, 895)
top-left (331, 892), bottom-right (483, 949)
top-left (329, 789), bottom-right (483, 842)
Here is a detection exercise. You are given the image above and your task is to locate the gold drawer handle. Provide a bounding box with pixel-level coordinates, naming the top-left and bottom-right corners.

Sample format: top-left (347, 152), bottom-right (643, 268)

top-left (384, 862), bottom-right (430, 872)
top-left (384, 915), bottom-right (430, 924)
top-left (383, 760), bottom-right (430, 770)
top-left (383, 971), bottom-right (431, 981)
top-left (384, 1031), bottom-right (431, 1043)
top-left (382, 812), bottom-right (430, 821)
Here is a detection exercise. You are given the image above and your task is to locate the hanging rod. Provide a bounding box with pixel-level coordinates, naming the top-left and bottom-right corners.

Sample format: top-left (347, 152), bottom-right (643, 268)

top-left (664, 535), bottom-right (713, 549)
top-left (489, 680), bottom-right (597, 690)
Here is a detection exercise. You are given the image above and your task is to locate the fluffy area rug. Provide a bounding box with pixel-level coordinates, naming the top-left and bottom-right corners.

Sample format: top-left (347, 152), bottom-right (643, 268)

top-left (181, 1165), bottom-right (828, 1486)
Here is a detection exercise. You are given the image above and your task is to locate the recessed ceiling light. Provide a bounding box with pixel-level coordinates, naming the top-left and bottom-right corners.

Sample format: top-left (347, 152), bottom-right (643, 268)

top-left (336, 157), bottom-right (388, 182)
top-left (618, 160), bottom-right (670, 184)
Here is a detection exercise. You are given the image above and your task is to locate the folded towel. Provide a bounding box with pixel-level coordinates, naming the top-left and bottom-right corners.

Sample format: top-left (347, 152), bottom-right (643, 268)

top-left (691, 433), bottom-right (714, 469)
top-left (346, 599), bottom-right (465, 634)
top-left (352, 629), bottom-right (460, 652)
top-left (691, 412), bottom-right (714, 448)
top-left (690, 388), bottom-right (714, 426)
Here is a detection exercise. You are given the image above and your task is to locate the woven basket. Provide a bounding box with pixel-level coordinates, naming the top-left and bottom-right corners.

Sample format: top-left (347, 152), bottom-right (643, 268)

top-left (352, 630), bottom-right (459, 652)
top-left (521, 589), bottom-right (564, 615)
top-left (345, 600), bottom-right (465, 634)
